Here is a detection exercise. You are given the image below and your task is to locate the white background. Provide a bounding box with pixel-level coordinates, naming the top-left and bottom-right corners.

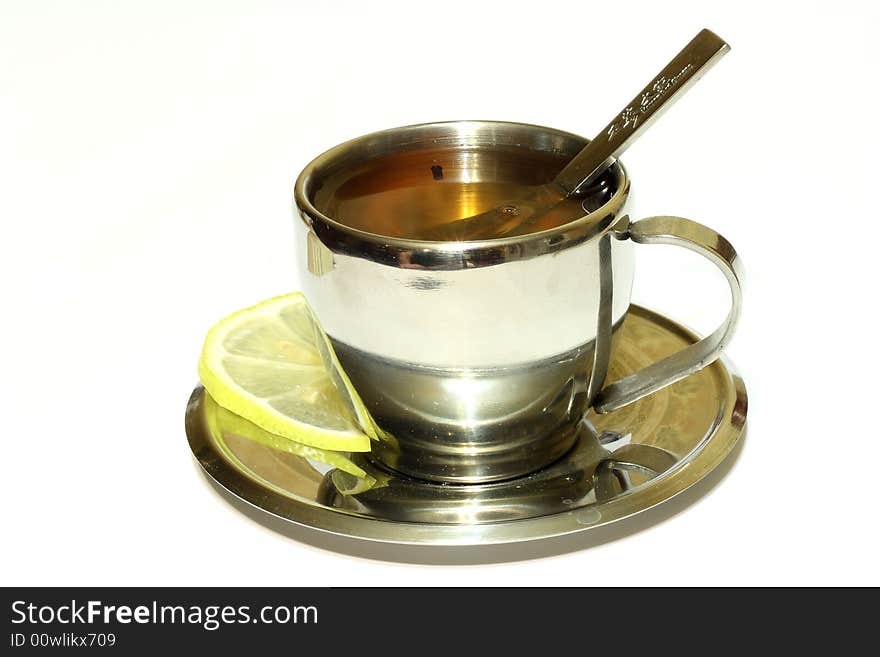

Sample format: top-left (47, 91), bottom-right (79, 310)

top-left (2, 0), bottom-right (878, 586)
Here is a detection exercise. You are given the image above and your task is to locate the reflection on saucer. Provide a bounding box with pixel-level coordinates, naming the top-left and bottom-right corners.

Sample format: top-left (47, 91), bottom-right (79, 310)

top-left (314, 419), bottom-right (678, 523)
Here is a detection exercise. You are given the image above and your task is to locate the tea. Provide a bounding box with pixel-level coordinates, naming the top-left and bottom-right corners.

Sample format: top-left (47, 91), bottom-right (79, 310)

top-left (313, 146), bottom-right (614, 241)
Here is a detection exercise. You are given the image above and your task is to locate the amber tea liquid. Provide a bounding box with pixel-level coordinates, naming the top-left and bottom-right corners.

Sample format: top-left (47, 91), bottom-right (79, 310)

top-left (313, 146), bottom-right (613, 240)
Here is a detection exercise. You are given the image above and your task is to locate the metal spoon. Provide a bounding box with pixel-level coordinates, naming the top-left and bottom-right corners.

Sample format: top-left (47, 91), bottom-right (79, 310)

top-left (424, 28), bottom-right (730, 241)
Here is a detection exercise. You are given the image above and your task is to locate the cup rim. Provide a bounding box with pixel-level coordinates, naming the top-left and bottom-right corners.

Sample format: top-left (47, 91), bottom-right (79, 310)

top-left (294, 120), bottom-right (630, 270)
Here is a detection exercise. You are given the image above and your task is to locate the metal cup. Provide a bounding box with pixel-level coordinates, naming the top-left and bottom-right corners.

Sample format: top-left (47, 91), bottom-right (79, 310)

top-left (294, 121), bottom-right (742, 483)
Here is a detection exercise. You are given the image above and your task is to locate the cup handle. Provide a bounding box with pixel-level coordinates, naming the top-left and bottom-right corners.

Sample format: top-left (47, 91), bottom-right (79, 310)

top-left (593, 215), bottom-right (744, 414)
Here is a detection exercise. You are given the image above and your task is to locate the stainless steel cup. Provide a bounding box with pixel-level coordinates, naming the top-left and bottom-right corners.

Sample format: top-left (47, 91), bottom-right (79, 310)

top-left (294, 121), bottom-right (742, 483)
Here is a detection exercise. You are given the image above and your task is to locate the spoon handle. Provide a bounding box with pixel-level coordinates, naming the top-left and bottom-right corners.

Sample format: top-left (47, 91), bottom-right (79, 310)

top-left (555, 29), bottom-right (730, 195)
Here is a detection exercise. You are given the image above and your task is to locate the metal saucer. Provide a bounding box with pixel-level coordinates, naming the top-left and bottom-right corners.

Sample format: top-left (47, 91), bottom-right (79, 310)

top-left (185, 305), bottom-right (747, 546)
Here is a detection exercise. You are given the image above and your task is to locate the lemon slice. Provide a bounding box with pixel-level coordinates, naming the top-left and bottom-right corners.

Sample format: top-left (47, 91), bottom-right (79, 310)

top-left (199, 293), bottom-right (374, 452)
top-left (203, 394), bottom-right (367, 477)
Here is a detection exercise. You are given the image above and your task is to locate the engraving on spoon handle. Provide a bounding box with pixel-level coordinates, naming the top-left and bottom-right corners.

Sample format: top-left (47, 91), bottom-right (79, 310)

top-left (554, 28), bottom-right (730, 194)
